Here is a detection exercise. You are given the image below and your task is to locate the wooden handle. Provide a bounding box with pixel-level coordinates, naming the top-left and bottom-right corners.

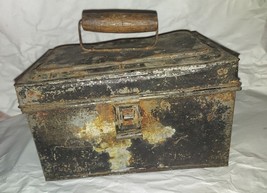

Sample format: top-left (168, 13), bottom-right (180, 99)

top-left (81, 9), bottom-right (158, 33)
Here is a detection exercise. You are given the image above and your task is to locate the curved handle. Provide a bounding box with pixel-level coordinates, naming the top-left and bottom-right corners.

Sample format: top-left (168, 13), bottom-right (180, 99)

top-left (78, 9), bottom-right (158, 52)
top-left (82, 10), bottom-right (158, 33)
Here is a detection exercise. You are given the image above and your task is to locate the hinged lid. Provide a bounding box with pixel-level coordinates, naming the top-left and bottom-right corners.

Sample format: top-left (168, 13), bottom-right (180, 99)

top-left (15, 30), bottom-right (241, 111)
top-left (16, 30), bottom-right (238, 83)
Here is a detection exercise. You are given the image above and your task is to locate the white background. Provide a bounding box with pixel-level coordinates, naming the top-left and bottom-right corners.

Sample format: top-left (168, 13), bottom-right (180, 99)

top-left (0, 0), bottom-right (267, 192)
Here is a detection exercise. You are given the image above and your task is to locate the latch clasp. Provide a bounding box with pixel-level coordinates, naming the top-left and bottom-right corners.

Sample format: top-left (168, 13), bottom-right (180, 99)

top-left (114, 104), bottom-right (142, 140)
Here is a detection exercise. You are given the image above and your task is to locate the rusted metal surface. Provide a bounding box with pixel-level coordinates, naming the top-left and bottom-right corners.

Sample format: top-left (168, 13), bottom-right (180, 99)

top-left (15, 31), bottom-right (240, 107)
top-left (26, 90), bottom-right (237, 180)
top-left (15, 29), bottom-right (241, 180)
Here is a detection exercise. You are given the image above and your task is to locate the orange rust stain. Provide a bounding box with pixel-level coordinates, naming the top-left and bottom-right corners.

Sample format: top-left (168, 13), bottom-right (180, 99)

top-left (72, 99), bottom-right (175, 170)
top-left (230, 80), bottom-right (241, 86)
top-left (217, 68), bottom-right (228, 77)
top-left (204, 92), bottom-right (235, 121)
top-left (96, 103), bottom-right (115, 122)
top-left (27, 89), bottom-right (43, 100)
top-left (36, 111), bottom-right (48, 117)
top-left (76, 103), bottom-right (132, 171)
top-left (75, 103), bottom-right (131, 148)
top-left (139, 99), bottom-right (158, 128)
top-left (140, 99), bottom-right (158, 113)
top-left (140, 99), bottom-right (175, 144)
top-left (207, 92), bottom-right (234, 102)
top-left (72, 104), bottom-right (116, 145)
top-left (207, 105), bottom-right (218, 122)
top-left (160, 100), bottom-right (171, 111)
top-left (93, 117), bottom-right (106, 132)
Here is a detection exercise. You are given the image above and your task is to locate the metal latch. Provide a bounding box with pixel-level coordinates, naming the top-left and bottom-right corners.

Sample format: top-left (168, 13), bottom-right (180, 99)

top-left (114, 104), bottom-right (142, 140)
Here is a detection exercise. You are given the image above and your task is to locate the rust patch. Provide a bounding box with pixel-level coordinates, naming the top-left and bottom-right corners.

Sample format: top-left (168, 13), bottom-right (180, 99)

top-left (207, 91), bottom-right (234, 102)
top-left (140, 99), bottom-right (176, 144)
top-left (25, 88), bottom-right (43, 102)
top-left (217, 67), bottom-right (228, 78)
top-left (72, 103), bottom-right (133, 172)
top-left (194, 92), bottom-right (235, 122)
top-left (160, 100), bottom-right (171, 111)
top-left (70, 100), bottom-right (177, 171)
top-left (95, 103), bottom-right (115, 123)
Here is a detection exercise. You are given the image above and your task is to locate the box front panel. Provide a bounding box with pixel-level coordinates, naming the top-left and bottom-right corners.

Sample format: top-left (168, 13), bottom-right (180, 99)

top-left (27, 90), bottom-right (235, 180)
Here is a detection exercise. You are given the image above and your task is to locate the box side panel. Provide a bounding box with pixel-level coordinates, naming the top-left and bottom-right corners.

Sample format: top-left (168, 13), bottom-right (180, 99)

top-left (26, 90), bottom-right (236, 180)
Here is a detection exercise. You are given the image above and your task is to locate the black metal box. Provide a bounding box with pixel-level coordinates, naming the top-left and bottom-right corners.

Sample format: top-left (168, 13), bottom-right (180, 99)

top-left (15, 10), bottom-right (241, 180)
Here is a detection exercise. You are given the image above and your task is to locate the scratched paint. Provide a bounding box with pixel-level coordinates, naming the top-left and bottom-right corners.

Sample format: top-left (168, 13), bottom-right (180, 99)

top-left (117, 87), bottom-right (140, 94)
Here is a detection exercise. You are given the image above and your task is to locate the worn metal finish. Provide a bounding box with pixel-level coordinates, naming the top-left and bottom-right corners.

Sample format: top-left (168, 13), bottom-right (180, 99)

top-left (15, 29), bottom-right (241, 180)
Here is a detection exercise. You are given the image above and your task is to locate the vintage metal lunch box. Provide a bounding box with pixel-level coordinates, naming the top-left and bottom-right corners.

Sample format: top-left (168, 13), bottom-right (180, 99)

top-left (14, 10), bottom-right (241, 180)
